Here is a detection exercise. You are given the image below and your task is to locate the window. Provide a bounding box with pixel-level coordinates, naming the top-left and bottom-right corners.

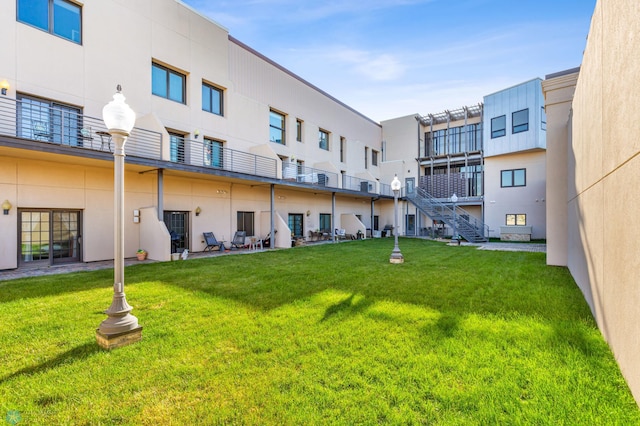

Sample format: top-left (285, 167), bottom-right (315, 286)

top-left (269, 110), bottom-right (285, 145)
top-left (18, 0), bottom-right (81, 44)
top-left (364, 147), bottom-right (369, 169)
top-left (296, 119), bottom-right (303, 142)
top-left (204, 138), bottom-right (223, 168)
top-left (491, 115), bottom-right (506, 138)
top-left (168, 132), bottom-right (185, 163)
top-left (512, 109), bottom-right (529, 134)
top-left (541, 106), bottom-right (547, 131)
top-left (17, 94), bottom-right (83, 146)
top-left (237, 211), bottom-right (255, 236)
top-left (319, 129), bottom-right (329, 151)
top-left (319, 213), bottom-right (331, 232)
top-left (152, 62), bottom-right (186, 104)
top-left (506, 214), bottom-right (526, 226)
top-left (372, 150), bottom-right (379, 166)
top-left (340, 137), bottom-right (346, 162)
top-left (202, 82), bottom-right (223, 116)
top-left (501, 169), bottom-right (526, 187)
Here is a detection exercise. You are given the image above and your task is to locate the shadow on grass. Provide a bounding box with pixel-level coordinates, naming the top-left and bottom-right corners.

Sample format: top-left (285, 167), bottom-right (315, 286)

top-left (321, 294), bottom-right (374, 322)
top-left (0, 342), bottom-right (101, 385)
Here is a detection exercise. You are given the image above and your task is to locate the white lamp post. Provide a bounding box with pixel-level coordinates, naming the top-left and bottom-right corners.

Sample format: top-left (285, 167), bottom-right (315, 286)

top-left (451, 193), bottom-right (459, 245)
top-left (389, 175), bottom-right (404, 263)
top-left (96, 85), bottom-right (142, 349)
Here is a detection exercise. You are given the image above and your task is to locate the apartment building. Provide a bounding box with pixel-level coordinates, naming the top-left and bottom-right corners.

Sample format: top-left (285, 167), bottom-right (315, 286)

top-left (382, 79), bottom-right (546, 242)
top-left (483, 79), bottom-right (547, 240)
top-left (0, 0), bottom-right (394, 271)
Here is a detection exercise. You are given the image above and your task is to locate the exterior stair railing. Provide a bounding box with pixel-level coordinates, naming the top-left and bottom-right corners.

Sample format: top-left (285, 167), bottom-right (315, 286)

top-left (406, 187), bottom-right (488, 243)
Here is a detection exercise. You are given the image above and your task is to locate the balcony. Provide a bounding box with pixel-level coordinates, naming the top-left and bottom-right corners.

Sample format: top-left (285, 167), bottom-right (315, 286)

top-left (0, 96), bottom-right (386, 195)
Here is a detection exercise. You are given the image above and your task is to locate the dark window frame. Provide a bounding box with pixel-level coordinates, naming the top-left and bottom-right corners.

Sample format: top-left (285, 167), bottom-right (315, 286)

top-left (372, 149), bottom-right (379, 166)
top-left (152, 62), bottom-right (186, 104)
top-left (319, 129), bottom-right (329, 151)
top-left (491, 115), bottom-right (506, 138)
top-left (319, 213), bottom-right (331, 232)
top-left (296, 119), bottom-right (303, 142)
top-left (237, 211), bottom-right (255, 236)
top-left (501, 168), bottom-right (526, 188)
top-left (269, 109), bottom-right (286, 145)
top-left (202, 81), bottom-right (223, 116)
top-left (512, 108), bottom-right (529, 134)
top-left (506, 214), bottom-right (527, 226)
top-left (17, 0), bottom-right (82, 44)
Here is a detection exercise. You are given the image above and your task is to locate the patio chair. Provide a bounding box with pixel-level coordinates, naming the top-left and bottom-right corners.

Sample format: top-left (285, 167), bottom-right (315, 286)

top-left (230, 231), bottom-right (246, 250)
top-left (203, 232), bottom-right (224, 252)
top-left (262, 230), bottom-right (277, 248)
top-left (31, 119), bottom-right (51, 141)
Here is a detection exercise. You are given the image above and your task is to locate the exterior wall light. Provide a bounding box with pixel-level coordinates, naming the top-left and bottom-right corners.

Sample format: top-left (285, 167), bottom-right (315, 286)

top-left (195, 206), bottom-right (202, 216)
top-left (2, 199), bottom-right (11, 215)
top-left (0, 80), bottom-right (9, 96)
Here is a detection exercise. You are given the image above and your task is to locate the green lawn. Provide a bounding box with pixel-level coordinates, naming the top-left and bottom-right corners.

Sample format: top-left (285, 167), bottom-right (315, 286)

top-left (1, 239), bottom-right (638, 424)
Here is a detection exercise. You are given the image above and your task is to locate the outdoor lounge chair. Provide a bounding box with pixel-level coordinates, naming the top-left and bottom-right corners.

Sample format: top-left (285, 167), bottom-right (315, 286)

top-left (230, 231), bottom-right (246, 250)
top-left (203, 232), bottom-right (224, 252)
top-left (262, 230), bottom-right (277, 247)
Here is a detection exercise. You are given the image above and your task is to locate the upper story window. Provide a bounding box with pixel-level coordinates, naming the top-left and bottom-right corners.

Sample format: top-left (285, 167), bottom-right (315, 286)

top-left (364, 147), bottom-right (369, 169)
top-left (512, 108), bottom-right (529, 134)
top-left (17, 93), bottom-right (84, 146)
top-left (202, 82), bottom-right (223, 116)
top-left (541, 106), bottom-right (547, 131)
top-left (340, 137), bottom-right (346, 162)
top-left (152, 62), bottom-right (186, 104)
top-left (269, 110), bottom-right (285, 145)
top-left (372, 150), bottom-right (379, 166)
top-left (17, 0), bottom-right (82, 44)
top-left (296, 119), bottom-right (303, 142)
top-left (491, 115), bottom-right (506, 138)
top-left (204, 137), bottom-right (224, 168)
top-left (168, 131), bottom-right (186, 163)
top-left (501, 168), bottom-right (526, 187)
top-left (319, 129), bottom-right (329, 151)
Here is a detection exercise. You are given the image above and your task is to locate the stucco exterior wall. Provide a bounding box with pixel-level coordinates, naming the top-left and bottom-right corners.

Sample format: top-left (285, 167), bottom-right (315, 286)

top-left (542, 70), bottom-right (579, 266)
top-left (484, 151), bottom-right (546, 240)
top-left (569, 0), bottom-right (640, 404)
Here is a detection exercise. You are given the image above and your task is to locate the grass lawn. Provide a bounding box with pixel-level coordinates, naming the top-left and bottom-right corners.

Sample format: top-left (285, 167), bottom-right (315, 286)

top-left (1, 238), bottom-right (638, 424)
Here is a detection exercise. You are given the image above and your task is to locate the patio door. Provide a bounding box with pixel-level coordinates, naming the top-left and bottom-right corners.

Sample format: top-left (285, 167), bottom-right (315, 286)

top-left (164, 211), bottom-right (189, 253)
top-left (19, 209), bottom-right (82, 265)
top-left (405, 214), bottom-right (416, 236)
top-left (288, 213), bottom-right (303, 238)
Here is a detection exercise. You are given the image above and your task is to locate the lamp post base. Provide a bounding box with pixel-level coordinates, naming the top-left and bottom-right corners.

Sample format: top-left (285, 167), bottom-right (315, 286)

top-left (389, 252), bottom-right (404, 264)
top-left (96, 326), bottom-right (143, 350)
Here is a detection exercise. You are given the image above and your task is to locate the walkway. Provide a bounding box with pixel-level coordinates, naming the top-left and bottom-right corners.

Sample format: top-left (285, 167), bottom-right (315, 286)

top-left (0, 240), bottom-right (545, 282)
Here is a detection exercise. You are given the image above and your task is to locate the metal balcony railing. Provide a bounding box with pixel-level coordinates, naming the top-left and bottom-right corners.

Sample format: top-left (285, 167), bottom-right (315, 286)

top-left (0, 96), bottom-right (162, 158)
top-left (281, 163), bottom-right (338, 188)
top-left (343, 175), bottom-right (376, 193)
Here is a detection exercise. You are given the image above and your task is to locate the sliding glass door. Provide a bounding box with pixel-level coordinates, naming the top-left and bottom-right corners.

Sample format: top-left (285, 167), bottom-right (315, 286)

top-left (19, 209), bottom-right (82, 265)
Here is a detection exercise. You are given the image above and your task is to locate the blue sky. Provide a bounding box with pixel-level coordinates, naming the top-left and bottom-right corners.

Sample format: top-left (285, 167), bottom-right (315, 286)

top-left (182, 0), bottom-right (596, 122)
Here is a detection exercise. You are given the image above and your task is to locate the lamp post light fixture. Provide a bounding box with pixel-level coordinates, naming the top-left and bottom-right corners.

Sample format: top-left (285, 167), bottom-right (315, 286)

top-left (389, 175), bottom-right (404, 264)
top-left (96, 85), bottom-right (142, 350)
top-left (451, 193), bottom-right (459, 244)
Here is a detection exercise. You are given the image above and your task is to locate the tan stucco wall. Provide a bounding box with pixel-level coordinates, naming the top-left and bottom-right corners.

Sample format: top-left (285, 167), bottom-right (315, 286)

top-left (542, 71), bottom-right (579, 266)
top-left (569, 0), bottom-right (640, 403)
top-left (483, 151), bottom-right (546, 239)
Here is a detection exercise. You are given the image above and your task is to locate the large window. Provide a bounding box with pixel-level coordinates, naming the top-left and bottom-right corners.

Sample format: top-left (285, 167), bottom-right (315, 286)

top-left (319, 213), bottom-right (331, 232)
top-left (512, 108), bottom-right (529, 134)
top-left (319, 129), bottom-right (329, 151)
top-left (202, 82), bottom-right (223, 116)
top-left (269, 110), bottom-right (285, 145)
top-left (17, 94), bottom-right (84, 146)
top-left (169, 132), bottom-right (185, 163)
top-left (288, 213), bottom-right (303, 238)
top-left (501, 168), bottom-right (526, 187)
top-left (491, 115), bottom-right (506, 138)
top-left (237, 211), bottom-right (255, 236)
top-left (204, 138), bottom-right (223, 168)
top-left (152, 62), bottom-right (186, 104)
top-left (17, 0), bottom-right (81, 44)
top-left (506, 214), bottom-right (526, 226)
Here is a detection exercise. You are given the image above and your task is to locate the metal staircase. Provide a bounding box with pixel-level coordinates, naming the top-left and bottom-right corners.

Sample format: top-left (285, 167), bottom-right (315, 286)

top-left (406, 187), bottom-right (488, 243)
